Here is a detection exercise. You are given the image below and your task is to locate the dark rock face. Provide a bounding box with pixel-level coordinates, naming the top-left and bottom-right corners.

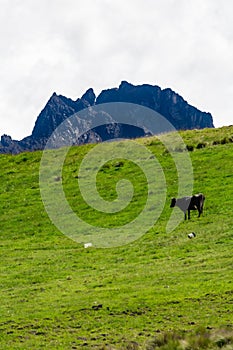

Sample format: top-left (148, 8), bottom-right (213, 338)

top-left (32, 92), bottom-right (80, 139)
top-left (80, 88), bottom-right (96, 106)
top-left (0, 135), bottom-right (23, 154)
top-left (0, 81), bottom-right (214, 154)
top-left (96, 81), bottom-right (213, 130)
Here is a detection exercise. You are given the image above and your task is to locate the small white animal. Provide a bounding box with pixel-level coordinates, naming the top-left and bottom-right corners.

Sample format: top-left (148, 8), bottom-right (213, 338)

top-left (84, 242), bottom-right (93, 248)
top-left (188, 232), bottom-right (196, 239)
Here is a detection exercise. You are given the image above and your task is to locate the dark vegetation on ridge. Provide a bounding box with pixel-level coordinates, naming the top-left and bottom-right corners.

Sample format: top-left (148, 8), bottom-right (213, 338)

top-left (0, 81), bottom-right (214, 154)
top-left (0, 126), bottom-right (232, 349)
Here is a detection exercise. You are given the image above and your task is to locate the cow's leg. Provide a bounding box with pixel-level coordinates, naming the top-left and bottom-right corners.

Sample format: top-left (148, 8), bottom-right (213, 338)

top-left (200, 203), bottom-right (203, 214)
top-left (184, 212), bottom-right (187, 220)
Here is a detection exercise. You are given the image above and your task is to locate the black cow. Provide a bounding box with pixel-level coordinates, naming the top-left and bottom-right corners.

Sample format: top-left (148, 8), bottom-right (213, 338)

top-left (170, 193), bottom-right (205, 220)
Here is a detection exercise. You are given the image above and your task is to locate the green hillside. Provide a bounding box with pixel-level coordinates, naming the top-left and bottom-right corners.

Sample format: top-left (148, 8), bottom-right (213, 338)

top-left (0, 126), bottom-right (233, 349)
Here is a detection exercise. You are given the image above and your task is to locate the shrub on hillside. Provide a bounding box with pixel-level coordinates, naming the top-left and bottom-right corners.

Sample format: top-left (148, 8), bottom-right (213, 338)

top-left (144, 328), bottom-right (233, 350)
top-left (196, 142), bottom-right (207, 149)
top-left (212, 140), bottom-right (221, 145)
top-left (146, 331), bottom-right (182, 350)
top-left (220, 137), bottom-right (229, 145)
top-left (186, 144), bottom-right (194, 152)
top-left (212, 137), bottom-right (233, 146)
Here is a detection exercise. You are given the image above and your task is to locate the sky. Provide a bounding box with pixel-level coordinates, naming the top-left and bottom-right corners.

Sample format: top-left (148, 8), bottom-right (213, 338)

top-left (0, 0), bottom-right (233, 140)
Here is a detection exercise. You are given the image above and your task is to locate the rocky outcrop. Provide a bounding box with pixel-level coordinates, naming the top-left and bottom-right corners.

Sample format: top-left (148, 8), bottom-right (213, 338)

top-left (0, 81), bottom-right (214, 154)
top-left (96, 81), bottom-right (213, 130)
top-left (0, 135), bottom-right (24, 154)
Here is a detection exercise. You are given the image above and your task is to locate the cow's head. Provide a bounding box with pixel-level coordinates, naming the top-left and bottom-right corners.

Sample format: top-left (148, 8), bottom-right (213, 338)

top-left (170, 198), bottom-right (176, 208)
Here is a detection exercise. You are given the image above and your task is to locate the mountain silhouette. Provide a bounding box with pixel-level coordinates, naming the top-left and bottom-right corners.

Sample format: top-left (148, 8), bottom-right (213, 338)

top-left (0, 81), bottom-right (214, 154)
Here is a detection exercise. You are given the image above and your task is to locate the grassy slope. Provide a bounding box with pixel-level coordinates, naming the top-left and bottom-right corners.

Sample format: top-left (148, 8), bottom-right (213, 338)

top-left (0, 126), bottom-right (233, 349)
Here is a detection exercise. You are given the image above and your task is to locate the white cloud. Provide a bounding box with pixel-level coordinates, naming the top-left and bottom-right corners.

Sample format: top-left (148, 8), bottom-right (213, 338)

top-left (0, 0), bottom-right (233, 139)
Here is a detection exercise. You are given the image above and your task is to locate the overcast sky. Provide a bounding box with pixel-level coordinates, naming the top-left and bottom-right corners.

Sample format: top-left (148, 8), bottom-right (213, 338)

top-left (0, 0), bottom-right (233, 140)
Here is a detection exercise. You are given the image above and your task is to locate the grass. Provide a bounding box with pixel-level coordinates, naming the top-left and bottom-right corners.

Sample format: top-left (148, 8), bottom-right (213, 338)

top-left (146, 327), bottom-right (233, 350)
top-left (0, 125), bottom-right (233, 349)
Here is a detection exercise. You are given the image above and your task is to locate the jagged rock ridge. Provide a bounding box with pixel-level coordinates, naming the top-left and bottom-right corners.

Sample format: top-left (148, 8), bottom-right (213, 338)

top-left (0, 81), bottom-right (214, 154)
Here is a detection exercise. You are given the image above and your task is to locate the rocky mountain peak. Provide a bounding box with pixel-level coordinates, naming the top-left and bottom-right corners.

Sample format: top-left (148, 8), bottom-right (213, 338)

top-left (31, 92), bottom-right (78, 139)
top-left (81, 88), bottom-right (96, 106)
top-left (0, 81), bottom-right (215, 154)
top-left (119, 80), bottom-right (134, 90)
